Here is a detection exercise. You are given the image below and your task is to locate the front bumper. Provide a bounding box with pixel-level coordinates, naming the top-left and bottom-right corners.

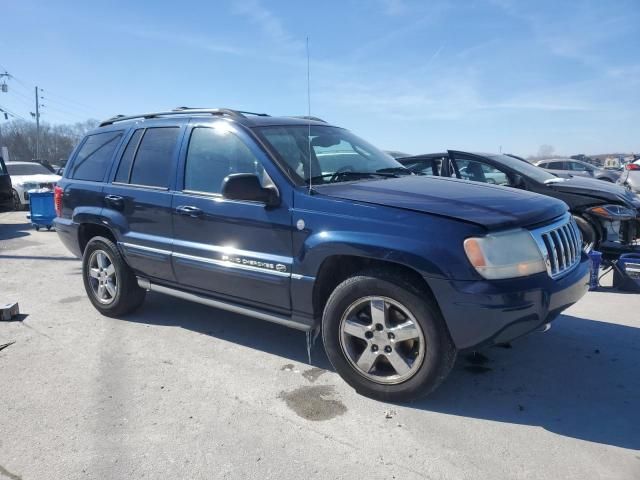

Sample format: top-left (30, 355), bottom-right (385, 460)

top-left (427, 254), bottom-right (590, 350)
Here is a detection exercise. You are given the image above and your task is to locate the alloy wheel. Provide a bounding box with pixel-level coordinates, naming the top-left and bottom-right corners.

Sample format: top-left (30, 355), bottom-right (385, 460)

top-left (87, 250), bottom-right (118, 304)
top-left (339, 296), bottom-right (425, 385)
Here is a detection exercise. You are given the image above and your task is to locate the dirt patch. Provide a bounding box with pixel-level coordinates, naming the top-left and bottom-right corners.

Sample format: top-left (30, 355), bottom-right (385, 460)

top-left (59, 295), bottom-right (84, 304)
top-left (279, 385), bottom-right (347, 421)
top-left (302, 367), bottom-right (326, 383)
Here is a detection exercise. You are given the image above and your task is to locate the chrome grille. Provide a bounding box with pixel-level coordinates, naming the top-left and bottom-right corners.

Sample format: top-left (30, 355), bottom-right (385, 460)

top-left (531, 214), bottom-right (583, 278)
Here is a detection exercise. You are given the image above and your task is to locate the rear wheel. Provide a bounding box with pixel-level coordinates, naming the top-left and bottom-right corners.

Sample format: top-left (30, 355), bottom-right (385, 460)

top-left (322, 269), bottom-right (457, 401)
top-left (82, 236), bottom-right (146, 316)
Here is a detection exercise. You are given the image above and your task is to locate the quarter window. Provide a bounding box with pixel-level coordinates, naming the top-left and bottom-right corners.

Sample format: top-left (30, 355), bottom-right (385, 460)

top-left (129, 127), bottom-right (180, 188)
top-left (69, 131), bottom-right (123, 182)
top-left (184, 127), bottom-right (264, 194)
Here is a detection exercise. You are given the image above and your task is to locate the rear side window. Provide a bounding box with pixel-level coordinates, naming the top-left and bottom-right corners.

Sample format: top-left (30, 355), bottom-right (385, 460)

top-left (69, 131), bottom-right (123, 181)
top-left (115, 129), bottom-right (144, 183)
top-left (128, 127), bottom-right (180, 188)
top-left (547, 161), bottom-right (565, 169)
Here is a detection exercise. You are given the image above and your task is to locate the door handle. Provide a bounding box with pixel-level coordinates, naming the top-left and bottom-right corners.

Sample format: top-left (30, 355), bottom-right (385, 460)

top-left (176, 205), bottom-right (203, 218)
top-left (104, 195), bottom-right (124, 210)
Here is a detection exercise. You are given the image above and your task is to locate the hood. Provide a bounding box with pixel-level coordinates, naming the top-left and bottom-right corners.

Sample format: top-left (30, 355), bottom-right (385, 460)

top-left (544, 176), bottom-right (639, 207)
top-left (11, 174), bottom-right (61, 185)
top-left (315, 175), bottom-right (567, 230)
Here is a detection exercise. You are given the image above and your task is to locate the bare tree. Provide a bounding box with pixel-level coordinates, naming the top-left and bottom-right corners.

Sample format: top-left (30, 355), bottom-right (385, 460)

top-left (537, 144), bottom-right (555, 159)
top-left (0, 119), bottom-right (98, 164)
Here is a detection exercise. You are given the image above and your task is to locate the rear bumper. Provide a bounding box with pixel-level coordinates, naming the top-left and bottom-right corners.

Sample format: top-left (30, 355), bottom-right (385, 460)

top-left (428, 255), bottom-right (590, 350)
top-left (53, 217), bottom-right (82, 258)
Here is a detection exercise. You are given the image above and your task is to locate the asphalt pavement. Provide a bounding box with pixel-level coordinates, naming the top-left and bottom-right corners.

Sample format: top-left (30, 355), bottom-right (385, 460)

top-left (1, 210), bottom-right (639, 480)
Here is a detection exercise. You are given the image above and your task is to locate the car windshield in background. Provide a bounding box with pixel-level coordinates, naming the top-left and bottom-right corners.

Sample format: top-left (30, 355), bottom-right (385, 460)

top-left (256, 125), bottom-right (410, 184)
top-left (486, 154), bottom-right (556, 184)
top-left (6, 163), bottom-right (52, 176)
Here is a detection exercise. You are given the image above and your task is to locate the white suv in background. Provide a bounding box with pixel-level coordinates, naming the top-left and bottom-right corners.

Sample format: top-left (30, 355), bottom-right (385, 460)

top-left (6, 161), bottom-right (61, 210)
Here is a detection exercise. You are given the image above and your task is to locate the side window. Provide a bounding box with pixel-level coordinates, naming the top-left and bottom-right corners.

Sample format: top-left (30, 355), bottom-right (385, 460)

top-left (455, 159), bottom-right (509, 185)
top-left (405, 158), bottom-right (440, 176)
top-left (129, 127), bottom-right (180, 188)
top-left (184, 127), bottom-right (264, 195)
top-left (568, 161), bottom-right (586, 171)
top-left (547, 161), bottom-right (565, 169)
top-left (114, 129), bottom-right (144, 183)
top-left (69, 131), bottom-right (123, 182)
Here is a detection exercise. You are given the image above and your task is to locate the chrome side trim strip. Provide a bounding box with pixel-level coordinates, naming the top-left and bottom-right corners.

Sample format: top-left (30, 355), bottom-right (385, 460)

top-left (137, 278), bottom-right (310, 331)
top-left (173, 251), bottom-right (290, 277)
top-left (120, 242), bottom-right (172, 256)
top-left (171, 239), bottom-right (292, 265)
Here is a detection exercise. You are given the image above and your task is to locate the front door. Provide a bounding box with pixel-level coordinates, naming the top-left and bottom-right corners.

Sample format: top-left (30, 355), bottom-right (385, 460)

top-left (171, 122), bottom-right (292, 312)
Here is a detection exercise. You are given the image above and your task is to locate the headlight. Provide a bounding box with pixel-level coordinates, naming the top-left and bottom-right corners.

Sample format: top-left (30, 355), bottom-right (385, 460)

top-left (586, 204), bottom-right (636, 221)
top-left (464, 229), bottom-right (547, 280)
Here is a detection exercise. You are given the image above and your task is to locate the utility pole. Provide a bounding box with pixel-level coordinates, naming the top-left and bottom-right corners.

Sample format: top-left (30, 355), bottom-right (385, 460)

top-left (34, 86), bottom-right (40, 161)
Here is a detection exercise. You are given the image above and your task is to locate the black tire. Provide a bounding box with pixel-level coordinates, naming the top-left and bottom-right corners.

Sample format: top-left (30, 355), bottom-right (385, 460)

top-left (12, 189), bottom-right (23, 211)
top-left (82, 236), bottom-right (146, 317)
top-left (574, 215), bottom-right (599, 252)
top-left (322, 269), bottom-right (457, 402)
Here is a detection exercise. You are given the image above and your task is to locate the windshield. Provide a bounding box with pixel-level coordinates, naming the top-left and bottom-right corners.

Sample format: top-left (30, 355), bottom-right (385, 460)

top-left (7, 163), bottom-right (52, 176)
top-left (255, 125), bottom-right (410, 184)
top-left (486, 154), bottom-right (556, 183)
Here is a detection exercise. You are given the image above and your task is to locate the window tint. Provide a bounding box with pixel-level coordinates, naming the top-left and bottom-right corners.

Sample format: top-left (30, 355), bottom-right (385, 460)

top-left (568, 161), bottom-right (587, 171)
top-left (115, 129), bottom-right (144, 183)
top-left (455, 159), bottom-right (509, 186)
top-left (0, 159), bottom-right (6, 175)
top-left (69, 131), bottom-right (123, 181)
top-left (547, 161), bottom-right (565, 169)
top-left (129, 127), bottom-right (180, 188)
top-left (184, 127), bottom-right (264, 194)
top-left (6, 163), bottom-right (52, 175)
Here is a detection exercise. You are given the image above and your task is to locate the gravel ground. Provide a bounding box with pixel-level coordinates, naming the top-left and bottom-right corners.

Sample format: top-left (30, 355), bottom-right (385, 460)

top-left (1, 210), bottom-right (639, 480)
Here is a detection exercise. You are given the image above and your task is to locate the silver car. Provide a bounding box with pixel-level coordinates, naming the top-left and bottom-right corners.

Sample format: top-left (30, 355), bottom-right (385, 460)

top-left (618, 159), bottom-right (640, 194)
top-left (534, 158), bottom-right (620, 182)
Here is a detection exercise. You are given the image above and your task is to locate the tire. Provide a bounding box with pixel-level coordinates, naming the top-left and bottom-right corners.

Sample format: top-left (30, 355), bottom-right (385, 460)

top-left (574, 215), bottom-right (598, 253)
top-left (82, 236), bottom-right (146, 317)
top-left (322, 269), bottom-right (457, 402)
top-left (12, 189), bottom-right (23, 211)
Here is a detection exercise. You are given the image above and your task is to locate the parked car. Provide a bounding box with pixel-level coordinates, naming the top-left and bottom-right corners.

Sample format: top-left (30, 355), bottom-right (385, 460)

top-left (54, 108), bottom-right (589, 401)
top-left (6, 161), bottom-right (61, 210)
top-left (6, 162), bottom-right (61, 210)
top-left (0, 156), bottom-right (12, 211)
top-left (534, 158), bottom-right (620, 182)
top-left (399, 151), bottom-right (640, 258)
top-left (618, 159), bottom-right (640, 194)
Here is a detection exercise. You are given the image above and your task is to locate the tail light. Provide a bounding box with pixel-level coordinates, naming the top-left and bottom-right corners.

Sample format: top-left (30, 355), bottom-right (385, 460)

top-left (54, 186), bottom-right (63, 217)
top-left (626, 163), bottom-right (640, 170)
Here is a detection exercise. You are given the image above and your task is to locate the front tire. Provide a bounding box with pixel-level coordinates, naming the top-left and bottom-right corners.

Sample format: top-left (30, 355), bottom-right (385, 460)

top-left (12, 189), bottom-right (23, 211)
top-left (82, 236), bottom-right (146, 316)
top-left (322, 269), bottom-right (456, 402)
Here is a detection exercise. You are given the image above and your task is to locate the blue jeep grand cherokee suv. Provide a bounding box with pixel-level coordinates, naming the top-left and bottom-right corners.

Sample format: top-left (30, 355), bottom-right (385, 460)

top-left (54, 108), bottom-right (589, 400)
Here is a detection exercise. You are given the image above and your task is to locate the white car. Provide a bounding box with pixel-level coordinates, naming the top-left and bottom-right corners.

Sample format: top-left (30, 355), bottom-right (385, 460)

top-left (6, 161), bottom-right (61, 210)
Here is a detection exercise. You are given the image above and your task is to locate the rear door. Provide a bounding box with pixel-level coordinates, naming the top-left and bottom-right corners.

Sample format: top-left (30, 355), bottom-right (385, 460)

top-left (567, 160), bottom-right (593, 178)
top-left (171, 121), bottom-right (292, 312)
top-left (104, 123), bottom-right (184, 282)
top-left (0, 156), bottom-right (11, 207)
top-left (544, 161), bottom-right (569, 177)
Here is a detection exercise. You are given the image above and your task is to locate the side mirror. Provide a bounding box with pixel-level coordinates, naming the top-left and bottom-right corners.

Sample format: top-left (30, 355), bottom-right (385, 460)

top-left (222, 173), bottom-right (280, 207)
top-left (510, 173), bottom-right (526, 189)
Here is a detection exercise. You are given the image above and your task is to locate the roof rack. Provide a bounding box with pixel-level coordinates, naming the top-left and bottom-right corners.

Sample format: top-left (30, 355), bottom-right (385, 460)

top-left (99, 107), bottom-right (270, 127)
top-left (289, 115), bottom-right (327, 123)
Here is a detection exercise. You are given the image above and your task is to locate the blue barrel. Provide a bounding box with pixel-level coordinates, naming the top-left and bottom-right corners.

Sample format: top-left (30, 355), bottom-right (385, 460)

top-left (588, 250), bottom-right (602, 291)
top-left (28, 190), bottom-right (56, 230)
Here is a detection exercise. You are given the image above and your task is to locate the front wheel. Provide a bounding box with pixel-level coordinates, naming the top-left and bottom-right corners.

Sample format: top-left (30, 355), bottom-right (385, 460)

top-left (322, 269), bottom-right (457, 401)
top-left (82, 236), bottom-right (146, 316)
top-left (12, 189), bottom-right (23, 211)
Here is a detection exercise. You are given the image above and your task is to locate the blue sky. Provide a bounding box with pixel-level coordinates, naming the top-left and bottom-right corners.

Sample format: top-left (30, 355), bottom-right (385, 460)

top-left (1, 0), bottom-right (638, 156)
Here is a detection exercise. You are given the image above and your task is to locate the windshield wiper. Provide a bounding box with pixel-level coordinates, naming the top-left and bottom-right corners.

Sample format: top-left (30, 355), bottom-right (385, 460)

top-left (375, 167), bottom-right (413, 175)
top-left (305, 171), bottom-right (399, 184)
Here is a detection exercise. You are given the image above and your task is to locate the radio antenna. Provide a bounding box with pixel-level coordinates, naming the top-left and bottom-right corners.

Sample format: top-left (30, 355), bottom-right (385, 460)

top-left (306, 36), bottom-right (313, 195)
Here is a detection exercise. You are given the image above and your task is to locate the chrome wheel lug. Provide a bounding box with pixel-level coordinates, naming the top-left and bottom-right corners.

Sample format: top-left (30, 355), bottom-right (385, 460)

top-left (375, 323), bottom-right (384, 331)
top-left (371, 345), bottom-right (379, 352)
top-left (388, 332), bottom-right (395, 340)
top-left (384, 346), bottom-right (392, 353)
top-left (365, 331), bottom-right (374, 340)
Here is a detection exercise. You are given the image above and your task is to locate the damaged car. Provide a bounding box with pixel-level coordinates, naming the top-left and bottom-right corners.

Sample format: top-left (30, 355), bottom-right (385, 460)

top-left (399, 151), bottom-right (640, 259)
